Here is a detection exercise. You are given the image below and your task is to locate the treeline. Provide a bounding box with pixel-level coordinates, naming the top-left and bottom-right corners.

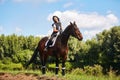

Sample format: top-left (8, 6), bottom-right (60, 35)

top-left (0, 26), bottom-right (120, 74)
top-left (0, 35), bottom-right (40, 67)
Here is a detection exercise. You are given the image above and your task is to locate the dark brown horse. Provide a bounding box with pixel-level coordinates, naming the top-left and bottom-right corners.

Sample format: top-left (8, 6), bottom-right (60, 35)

top-left (26, 22), bottom-right (83, 76)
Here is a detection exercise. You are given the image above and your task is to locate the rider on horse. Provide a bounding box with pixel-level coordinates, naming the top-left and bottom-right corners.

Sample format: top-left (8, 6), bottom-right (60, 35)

top-left (44, 16), bottom-right (63, 51)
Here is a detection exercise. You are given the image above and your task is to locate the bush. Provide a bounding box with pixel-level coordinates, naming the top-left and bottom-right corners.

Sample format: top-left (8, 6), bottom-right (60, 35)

top-left (84, 64), bottom-right (103, 76)
top-left (108, 67), bottom-right (116, 78)
top-left (12, 49), bottom-right (33, 64)
top-left (0, 62), bottom-right (23, 70)
top-left (48, 63), bottom-right (55, 71)
top-left (65, 62), bottom-right (72, 71)
top-left (71, 68), bottom-right (85, 75)
top-left (1, 57), bottom-right (12, 64)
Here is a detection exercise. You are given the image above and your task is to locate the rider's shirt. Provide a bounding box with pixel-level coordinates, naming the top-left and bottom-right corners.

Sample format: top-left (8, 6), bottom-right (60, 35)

top-left (52, 22), bottom-right (61, 33)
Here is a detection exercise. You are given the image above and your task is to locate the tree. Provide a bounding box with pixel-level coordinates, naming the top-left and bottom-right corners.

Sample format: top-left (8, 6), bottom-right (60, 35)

top-left (97, 26), bottom-right (120, 74)
top-left (68, 36), bottom-right (82, 61)
top-left (0, 34), bottom-right (5, 59)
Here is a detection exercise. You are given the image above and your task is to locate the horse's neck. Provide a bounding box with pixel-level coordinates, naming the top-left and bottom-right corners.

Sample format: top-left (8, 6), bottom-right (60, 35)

top-left (60, 26), bottom-right (71, 46)
top-left (61, 34), bottom-right (70, 46)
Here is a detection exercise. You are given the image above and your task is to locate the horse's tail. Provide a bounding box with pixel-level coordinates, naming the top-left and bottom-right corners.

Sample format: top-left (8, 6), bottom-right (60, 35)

top-left (25, 46), bottom-right (39, 68)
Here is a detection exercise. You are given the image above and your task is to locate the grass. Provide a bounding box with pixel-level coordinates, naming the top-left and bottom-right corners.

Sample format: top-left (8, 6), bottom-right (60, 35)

top-left (0, 70), bottom-right (120, 80)
top-left (0, 70), bottom-right (41, 75)
top-left (65, 74), bottom-right (120, 80)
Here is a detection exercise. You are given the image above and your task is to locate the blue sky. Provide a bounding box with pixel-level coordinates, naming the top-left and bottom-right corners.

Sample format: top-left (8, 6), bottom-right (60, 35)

top-left (0, 0), bottom-right (120, 40)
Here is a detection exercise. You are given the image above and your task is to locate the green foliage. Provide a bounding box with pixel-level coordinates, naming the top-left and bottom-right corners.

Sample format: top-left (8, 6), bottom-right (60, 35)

top-left (1, 57), bottom-right (12, 64)
top-left (65, 62), bottom-right (72, 70)
top-left (0, 34), bottom-right (40, 70)
top-left (0, 62), bottom-right (23, 70)
top-left (0, 34), bottom-right (40, 59)
top-left (71, 68), bottom-right (85, 75)
top-left (71, 26), bottom-right (120, 74)
top-left (12, 50), bottom-right (33, 64)
top-left (68, 36), bottom-right (82, 61)
top-left (96, 26), bottom-right (120, 74)
top-left (0, 58), bottom-right (23, 70)
top-left (48, 62), bottom-right (72, 71)
top-left (84, 65), bottom-right (103, 76)
top-left (97, 26), bottom-right (120, 63)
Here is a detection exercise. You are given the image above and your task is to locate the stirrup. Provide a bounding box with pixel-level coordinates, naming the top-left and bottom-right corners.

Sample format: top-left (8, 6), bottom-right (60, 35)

top-left (44, 47), bottom-right (48, 51)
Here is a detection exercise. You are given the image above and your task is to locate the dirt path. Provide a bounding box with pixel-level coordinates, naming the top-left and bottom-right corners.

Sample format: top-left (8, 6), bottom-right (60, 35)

top-left (0, 73), bottom-right (65, 80)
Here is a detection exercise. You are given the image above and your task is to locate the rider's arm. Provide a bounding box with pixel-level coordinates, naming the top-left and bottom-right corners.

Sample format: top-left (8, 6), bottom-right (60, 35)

top-left (52, 24), bottom-right (58, 32)
top-left (53, 27), bottom-right (58, 32)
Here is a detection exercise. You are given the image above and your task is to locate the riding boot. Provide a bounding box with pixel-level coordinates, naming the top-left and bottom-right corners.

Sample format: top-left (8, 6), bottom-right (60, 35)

top-left (44, 40), bottom-right (52, 51)
top-left (44, 43), bottom-right (49, 51)
top-left (44, 46), bottom-right (48, 51)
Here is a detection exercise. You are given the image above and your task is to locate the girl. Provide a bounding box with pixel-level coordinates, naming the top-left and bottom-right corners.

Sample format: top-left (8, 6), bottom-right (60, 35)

top-left (44, 16), bottom-right (63, 51)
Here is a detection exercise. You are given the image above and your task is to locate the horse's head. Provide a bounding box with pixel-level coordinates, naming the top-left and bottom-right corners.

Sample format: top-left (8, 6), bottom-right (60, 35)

top-left (69, 22), bottom-right (83, 40)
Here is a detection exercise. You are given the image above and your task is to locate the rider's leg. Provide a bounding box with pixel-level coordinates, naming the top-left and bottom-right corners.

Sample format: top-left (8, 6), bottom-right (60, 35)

top-left (44, 34), bottom-right (54, 51)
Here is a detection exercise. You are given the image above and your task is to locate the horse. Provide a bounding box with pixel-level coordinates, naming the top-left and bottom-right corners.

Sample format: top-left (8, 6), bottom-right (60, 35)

top-left (26, 22), bottom-right (83, 76)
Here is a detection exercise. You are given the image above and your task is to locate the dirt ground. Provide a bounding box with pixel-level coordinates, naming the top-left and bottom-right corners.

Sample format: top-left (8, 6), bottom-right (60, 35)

top-left (0, 73), bottom-right (65, 80)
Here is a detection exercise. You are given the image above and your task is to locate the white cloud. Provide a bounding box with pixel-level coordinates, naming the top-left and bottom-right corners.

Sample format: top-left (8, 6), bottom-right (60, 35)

top-left (15, 27), bottom-right (22, 33)
top-left (13, 0), bottom-right (24, 3)
top-left (36, 34), bottom-right (47, 37)
top-left (107, 10), bottom-right (113, 14)
top-left (13, 0), bottom-right (59, 3)
top-left (83, 30), bottom-right (101, 40)
top-left (13, 0), bottom-right (41, 3)
top-left (0, 0), bottom-right (5, 4)
top-left (0, 25), bottom-right (3, 32)
top-left (63, 2), bottom-right (73, 8)
top-left (47, 0), bottom-right (59, 3)
top-left (36, 29), bottom-right (52, 37)
top-left (47, 10), bottom-right (119, 40)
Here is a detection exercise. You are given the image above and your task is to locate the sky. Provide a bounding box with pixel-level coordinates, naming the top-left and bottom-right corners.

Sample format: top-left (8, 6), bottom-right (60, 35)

top-left (0, 0), bottom-right (120, 40)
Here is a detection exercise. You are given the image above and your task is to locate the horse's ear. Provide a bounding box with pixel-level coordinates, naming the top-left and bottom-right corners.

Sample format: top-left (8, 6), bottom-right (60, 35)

top-left (74, 21), bottom-right (76, 25)
top-left (70, 22), bottom-right (72, 25)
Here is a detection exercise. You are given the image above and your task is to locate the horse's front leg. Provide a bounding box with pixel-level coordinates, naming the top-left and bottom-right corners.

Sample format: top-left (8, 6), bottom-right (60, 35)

top-left (62, 56), bottom-right (67, 76)
top-left (62, 61), bottom-right (65, 76)
top-left (55, 57), bottom-right (59, 75)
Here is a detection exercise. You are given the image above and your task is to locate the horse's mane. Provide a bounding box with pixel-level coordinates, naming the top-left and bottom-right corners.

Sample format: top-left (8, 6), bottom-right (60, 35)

top-left (62, 24), bottom-right (71, 35)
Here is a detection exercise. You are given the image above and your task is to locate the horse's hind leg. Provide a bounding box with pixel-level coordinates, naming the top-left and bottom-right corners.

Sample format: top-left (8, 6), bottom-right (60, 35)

top-left (40, 55), bottom-right (47, 74)
top-left (41, 64), bottom-right (46, 74)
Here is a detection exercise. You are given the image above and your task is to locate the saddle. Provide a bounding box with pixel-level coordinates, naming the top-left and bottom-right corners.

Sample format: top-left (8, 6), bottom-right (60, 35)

top-left (45, 33), bottom-right (59, 47)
